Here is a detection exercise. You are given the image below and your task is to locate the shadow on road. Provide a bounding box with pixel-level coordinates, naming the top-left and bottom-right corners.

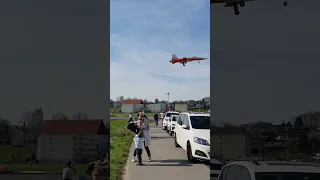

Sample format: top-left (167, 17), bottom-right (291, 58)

top-left (144, 163), bottom-right (192, 167)
top-left (150, 159), bottom-right (209, 165)
top-left (142, 159), bottom-right (193, 166)
top-left (151, 136), bottom-right (172, 140)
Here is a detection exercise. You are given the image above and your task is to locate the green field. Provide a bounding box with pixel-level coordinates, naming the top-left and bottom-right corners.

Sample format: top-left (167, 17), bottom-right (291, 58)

top-left (9, 163), bottom-right (88, 174)
top-left (0, 145), bottom-right (87, 174)
top-left (110, 107), bottom-right (155, 117)
top-left (110, 119), bottom-right (135, 180)
top-left (110, 107), bottom-right (209, 117)
top-left (0, 145), bottom-right (36, 163)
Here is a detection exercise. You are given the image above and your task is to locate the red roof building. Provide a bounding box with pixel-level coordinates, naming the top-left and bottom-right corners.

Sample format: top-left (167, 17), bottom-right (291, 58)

top-left (40, 119), bottom-right (108, 135)
top-left (122, 99), bottom-right (143, 104)
top-left (37, 119), bottom-right (108, 163)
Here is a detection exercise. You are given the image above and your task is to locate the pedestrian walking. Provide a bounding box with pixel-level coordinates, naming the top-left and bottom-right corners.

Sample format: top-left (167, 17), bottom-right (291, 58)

top-left (154, 112), bottom-right (159, 126)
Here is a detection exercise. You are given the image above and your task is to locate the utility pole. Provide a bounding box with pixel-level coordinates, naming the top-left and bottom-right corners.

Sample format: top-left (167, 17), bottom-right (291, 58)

top-left (166, 92), bottom-right (170, 103)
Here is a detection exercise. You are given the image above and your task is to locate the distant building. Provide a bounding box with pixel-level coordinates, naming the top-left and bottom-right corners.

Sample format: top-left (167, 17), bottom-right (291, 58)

top-left (211, 127), bottom-right (250, 160)
top-left (174, 103), bottom-right (188, 112)
top-left (37, 119), bottom-right (108, 163)
top-left (146, 103), bottom-right (167, 112)
top-left (121, 99), bottom-right (144, 113)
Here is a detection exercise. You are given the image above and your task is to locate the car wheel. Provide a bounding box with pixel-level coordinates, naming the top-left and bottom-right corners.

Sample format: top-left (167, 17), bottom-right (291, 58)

top-left (166, 126), bottom-right (169, 132)
top-left (174, 133), bottom-right (180, 148)
top-left (170, 130), bottom-right (173, 136)
top-left (162, 123), bottom-right (165, 130)
top-left (187, 142), bottom-right (197, 163)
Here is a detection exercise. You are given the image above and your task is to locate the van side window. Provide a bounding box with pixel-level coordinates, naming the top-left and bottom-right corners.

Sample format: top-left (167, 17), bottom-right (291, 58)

top-left (177, 115), bottom-right (183, 125)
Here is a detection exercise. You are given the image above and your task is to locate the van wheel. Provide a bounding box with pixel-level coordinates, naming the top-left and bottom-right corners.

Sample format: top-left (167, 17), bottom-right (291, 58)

top-left (187, 142), bottom-right (197, 163)
top-left (174, 133), bottom-right (180, 148)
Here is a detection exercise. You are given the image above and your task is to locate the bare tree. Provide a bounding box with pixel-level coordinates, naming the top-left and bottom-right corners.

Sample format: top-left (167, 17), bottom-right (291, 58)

top-left (143, 99), bottom-right (148, 104)
top-left (19, 111), bottom-right (33, 129)
top-left (52, 112), bottom-right (69, 120)
top-left (71, 112), bottom-right (89, 120)
top-left (19, 111), bottom-right (33, 143)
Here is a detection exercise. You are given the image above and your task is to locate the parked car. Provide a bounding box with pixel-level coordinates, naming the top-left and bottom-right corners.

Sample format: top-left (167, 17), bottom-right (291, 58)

top-left (162, 111), bottom-right (179, 130)
top-left (167, 114), bottom-right (179, 136)
top-left (174, 112), bottom-right (210, 162)
top-left (218, 160), bottom-right (320, 180)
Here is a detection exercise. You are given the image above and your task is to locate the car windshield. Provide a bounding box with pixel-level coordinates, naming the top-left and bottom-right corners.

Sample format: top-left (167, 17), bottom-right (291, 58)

top-left (171, 116), bottom-right (178, 121)
top-left (190, 116), bottom-right (210, 129)
top-left (166, 113), bottom-right (179, 117)
top-left (255, 172), bottom-right (320, 180)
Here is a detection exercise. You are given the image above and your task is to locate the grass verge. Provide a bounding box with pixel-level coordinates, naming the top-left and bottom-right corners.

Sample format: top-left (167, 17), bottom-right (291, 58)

top-left (9, 163), bottom-right (88, 174)
top-left (110, 119), bottom-right (134, 180)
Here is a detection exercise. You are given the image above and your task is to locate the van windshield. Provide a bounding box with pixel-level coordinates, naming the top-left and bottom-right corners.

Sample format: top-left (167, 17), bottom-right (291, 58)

top-left (166, 113), bottom-right (179, 117)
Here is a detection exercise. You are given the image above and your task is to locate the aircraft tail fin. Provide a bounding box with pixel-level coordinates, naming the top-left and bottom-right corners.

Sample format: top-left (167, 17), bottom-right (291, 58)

top-left (172, 54), bottom-right (178, 60)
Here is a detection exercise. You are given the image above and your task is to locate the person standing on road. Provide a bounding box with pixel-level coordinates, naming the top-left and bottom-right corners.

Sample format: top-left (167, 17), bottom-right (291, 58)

top-left (133, 127), bottom-right (145, 165)
top-left (132, 114), bottom-right (152, 162)
top-left (153, 112), bottom-right (159, 126)
top-left (128, 113), bottom-right (133, 123)
top-left (62, 162), bottom-right (76, 180)
top-left (160, 111), bottom-right (164, 123)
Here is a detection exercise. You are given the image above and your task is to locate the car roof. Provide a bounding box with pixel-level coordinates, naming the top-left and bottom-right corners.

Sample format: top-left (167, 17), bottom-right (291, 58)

top-left (166, 111), bottom-right (179, 114)
top-left (180, 112), bottom-right (210, 116)
top-left (225, 161), bottom-right (320, 173)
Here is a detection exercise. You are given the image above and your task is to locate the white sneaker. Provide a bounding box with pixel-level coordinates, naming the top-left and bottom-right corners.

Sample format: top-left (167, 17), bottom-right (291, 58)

top-left (148, 157), bottom-right (151, 162)
top-left (132, 157), bottom-right (136, 162)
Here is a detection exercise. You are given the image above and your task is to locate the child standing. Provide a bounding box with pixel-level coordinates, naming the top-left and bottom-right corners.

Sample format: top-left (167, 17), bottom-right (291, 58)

top-left (133, 128), bottom-right (144, 166)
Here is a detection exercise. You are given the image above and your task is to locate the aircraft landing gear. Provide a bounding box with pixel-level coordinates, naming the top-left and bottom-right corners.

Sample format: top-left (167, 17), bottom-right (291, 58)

top-left (233, 4), bottom-right (240, 15)
top-left (183, 63), bottom-right (185, 66)
top-left (283, 1), bottom-right (288, 6)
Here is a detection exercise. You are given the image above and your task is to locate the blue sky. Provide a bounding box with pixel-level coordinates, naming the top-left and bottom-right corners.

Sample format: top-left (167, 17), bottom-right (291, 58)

top-left (110, 0), bottom-right (210, 101)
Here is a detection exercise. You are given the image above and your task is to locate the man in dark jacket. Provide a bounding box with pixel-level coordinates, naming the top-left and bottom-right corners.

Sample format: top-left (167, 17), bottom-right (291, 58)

top-left (154, 112), bottom-right (159, 126)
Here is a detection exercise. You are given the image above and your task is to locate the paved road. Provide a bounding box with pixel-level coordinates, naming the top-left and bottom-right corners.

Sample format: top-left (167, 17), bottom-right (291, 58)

top-left (122, 124), bottom-right (209, 180)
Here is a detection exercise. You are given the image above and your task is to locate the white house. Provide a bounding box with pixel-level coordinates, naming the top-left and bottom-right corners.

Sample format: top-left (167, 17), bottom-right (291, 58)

top-left (37, 119), bottom-right (108, 163)
top-left (146, 103), bottom-right (167, 112)
top-left (121, 99), bottom-right (144, 113)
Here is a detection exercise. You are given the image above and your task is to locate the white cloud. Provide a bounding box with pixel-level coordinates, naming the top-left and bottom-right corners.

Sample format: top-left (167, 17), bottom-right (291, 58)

top-left (110, 0), bottom-right (210, 101)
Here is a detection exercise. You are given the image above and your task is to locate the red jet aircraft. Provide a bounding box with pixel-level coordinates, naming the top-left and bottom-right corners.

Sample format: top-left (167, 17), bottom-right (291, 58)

top-left (210, 0), bottom-right (288, 15)
top-left (170, 54), bottom-right (208, 66)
